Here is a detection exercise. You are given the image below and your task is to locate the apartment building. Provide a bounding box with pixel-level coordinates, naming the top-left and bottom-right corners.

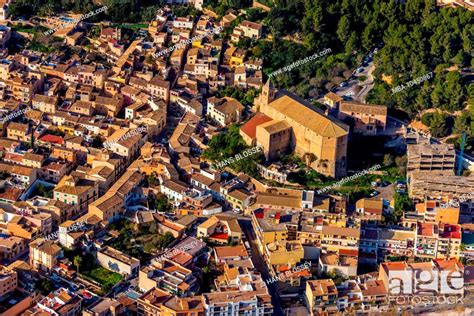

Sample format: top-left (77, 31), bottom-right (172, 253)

top-left (407, 142), bottom-right (455, 174)
top-left (5, 74), bottom-right (42, 102)
top-left (32, 287), bottom-right (82, 316)
top-left (0, 265), bottom-right (17, 297)
top-left (0, 236), bottom-right (26, 263)
top-left (197, 214), bottom-right (242, 245)
top-left (54, 174), bottom-right (99, 214)
top-left (415, 222), bottom-right (461, 259)
top-left (377, 229), bottom-right (415, 260)
top-left (408, 172), bottom-right (474, 200)
top-left (413, 199), bottom-right (460, 224)
top-left (378, 258), bottom-right (464, 300)
top-left (202, 290), bottom-right (273, 316)
top-left (0, 162), bottom-right (37, 186)
top-left (6, 122), bottom-right (29, 141)
top-left (206, 96), bottom-right (245, 127)
top-left (305, 279), bottom-right (338, 315)
top-left (137, 288), bottom-right (204, 316)
top-left (319, 226), bottom-right (360, 252)
top-left (139, 259), bottom-right (197, 296)
top-left (29, 238), bottom-right (63, 272)
top-left (88, 169), bottom-right (144, 223)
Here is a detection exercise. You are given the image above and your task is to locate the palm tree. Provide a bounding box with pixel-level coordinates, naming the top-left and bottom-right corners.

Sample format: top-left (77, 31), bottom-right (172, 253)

top-left (74, 255), bottom-right (83, 273)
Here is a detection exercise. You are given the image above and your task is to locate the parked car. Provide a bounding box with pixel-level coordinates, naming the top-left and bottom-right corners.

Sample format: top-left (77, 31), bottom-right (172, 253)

top-left (357, 67), bottom-right (364, 73)
top-left (339, 82), bottom-right (348, 87)
top-left (369, 190), bottom-right (380, 197)
top-left (381, 181), bottom-right (391, 187)
top-left (371, 181), bottom-right (380, 187)
top-left (374, 48), bottom-right (379, 54)
top-left (396, 189), bottom-right (406, 194)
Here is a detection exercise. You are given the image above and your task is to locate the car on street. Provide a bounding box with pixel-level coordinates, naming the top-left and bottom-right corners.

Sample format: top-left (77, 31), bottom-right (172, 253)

top-left (339, 82), bottom-right (348, 87)
top-left (357, 67), bottom-right (364, 73)
top-left (381, 181), bottom-right (391, 187)
top-left (369, 190), bottom-right (380, 197)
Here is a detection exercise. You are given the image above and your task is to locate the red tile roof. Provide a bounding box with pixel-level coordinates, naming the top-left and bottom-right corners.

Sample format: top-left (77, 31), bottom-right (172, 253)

top-left (240, 113), bottom-right (272, 139)
top-left (210, 232), bottom-right (228, 240)
top-left (39, 134), bottom-right (64, 145)
top-left (440, 223), bottom-right (461, 239)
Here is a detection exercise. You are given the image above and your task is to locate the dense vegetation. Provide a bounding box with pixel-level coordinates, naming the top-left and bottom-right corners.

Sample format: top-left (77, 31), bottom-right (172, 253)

top-left (202, 124), bottom-right (264, 176)
top-left (257, 0), bottom-right (473, 113)
top-left (8, 0), bottom-right (164, 22)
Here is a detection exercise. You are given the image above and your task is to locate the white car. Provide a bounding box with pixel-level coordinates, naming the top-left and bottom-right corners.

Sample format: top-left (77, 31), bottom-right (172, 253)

top-left (374, 48), bottom-right (379, 54)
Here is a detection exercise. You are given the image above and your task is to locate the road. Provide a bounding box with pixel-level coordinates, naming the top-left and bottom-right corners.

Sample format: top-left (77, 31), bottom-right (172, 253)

top-left (240, 219), bottom-right (284, 316)
top-left (317, 52), bottom-right (376, 104)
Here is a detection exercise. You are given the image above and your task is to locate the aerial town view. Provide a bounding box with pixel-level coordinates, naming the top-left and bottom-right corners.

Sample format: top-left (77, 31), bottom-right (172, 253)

top-left (0, 0), bottom-right (472, 315)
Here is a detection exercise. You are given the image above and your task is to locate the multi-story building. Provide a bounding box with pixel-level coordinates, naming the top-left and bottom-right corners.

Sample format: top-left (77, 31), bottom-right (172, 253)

top-left (139, 259), bottom-right (197, 296)
top-left (377, 229), bottom-right (415, 260)
top-left (206, 96), bottom-right (245, 127)
top-left (407, 141), bottom-right (455, 175)
top-left (6, 122), bottom-right (29, 141)
top-left (263, 240), bottom-right (304, 267)
top-left (29, 239), bottom-right (63, 272)
top-left (0, 236), bottom-right (27, 263)
top-left (54, 174), bottom-right (99, 214)
top-left (305, 279), bottom-right (338, 315)
top-left (253, 80), bottom-right (349, 177)
top-left (338, 101), bottom-right (387, 135)
top-left (0, 265), bottom-right (17, 297)
top-left (415, 222), bottom-right (461, 259)
top-left (202, 290), bottom-right (273, 316)
top-left (197, 214), bottom-right (242, 245)
top-left (231, 20), bottom-right (263, 42)
top-left (33, 287), bottom-right (82, 316)
top-left (88, 169), bottom-right (144, 223)
top-left (137, 287), bottom-right (204, 316)
top-left (408, 172), bottom-right (474, 200)
top-left (378, 258), bottom-right (464, 301)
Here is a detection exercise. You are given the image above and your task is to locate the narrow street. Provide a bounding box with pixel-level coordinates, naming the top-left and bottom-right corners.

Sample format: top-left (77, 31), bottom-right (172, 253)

top-left (239, 219), bottom-right (284, 316)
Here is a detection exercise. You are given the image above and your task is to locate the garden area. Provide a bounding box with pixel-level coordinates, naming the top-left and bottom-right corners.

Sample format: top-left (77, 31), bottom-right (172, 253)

top-left (62, 248), bottom-right (122, 295)
top-left (81, 265), bottom-right (122, 295)
top-left (202, 124), bottom-right (265, 178)
top-left (108, 219), bottom-right (175, 263)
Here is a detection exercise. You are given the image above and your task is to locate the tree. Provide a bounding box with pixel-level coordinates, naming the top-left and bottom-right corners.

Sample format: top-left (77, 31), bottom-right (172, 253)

top-left (30, 134), bottom-right (35, 150)
top-left (394, 192), bottom-right (411, 219)
top-left (157, 232), bottom-right (174, 250)
top-left (453, 111), bottom-right (470, 135)
top-left (336, 16), bottom-right (350, 43)
top-left (395, 155), bottom-right (407, 176)
top-left (91, 136), bottom-right (103, 148)
top-left (429, 112), bottom-right (450, 138)
top-left (74, 255), bottom-right (83, 273)
top-left (383, 154), bottom-right (394, 167)
top-left (35, 279), bottom-right (54, 295)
